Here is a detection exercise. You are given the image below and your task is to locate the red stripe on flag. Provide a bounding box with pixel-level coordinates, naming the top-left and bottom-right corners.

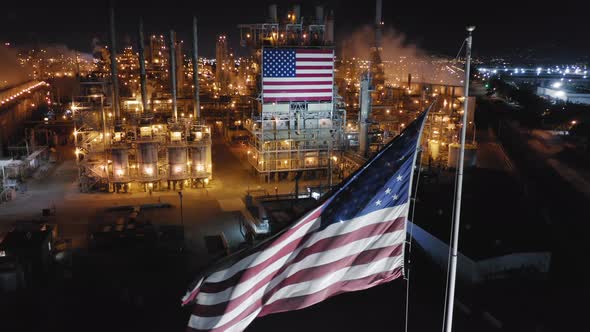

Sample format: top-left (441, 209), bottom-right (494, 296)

top-left (263, 81), bottom-right (332, 86)
top-left (264, 97), bottom-right (332, 102)
top-left (296, 49), bottom-right (334, 54)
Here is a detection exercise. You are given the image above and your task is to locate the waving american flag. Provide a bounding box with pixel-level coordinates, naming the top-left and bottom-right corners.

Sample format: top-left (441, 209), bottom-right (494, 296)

top-left (183, 109), bottom-right (430, 332)
top-left (262, 48), bottom-right (334, 103)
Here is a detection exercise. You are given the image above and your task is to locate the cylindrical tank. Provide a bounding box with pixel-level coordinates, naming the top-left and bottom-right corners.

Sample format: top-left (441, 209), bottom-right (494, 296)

top-left (111, 147), bottom-right (129, 182)
top-left (447, 143), bottom-right (477, 169)
top-left (428, 140), bottom-right (440, 161)
top-left (137, 142), bottom-right (158, 179)
top-left (168, 146), bottom-right (188, 180)
top-left (190, 146), bottom-right (206, 178)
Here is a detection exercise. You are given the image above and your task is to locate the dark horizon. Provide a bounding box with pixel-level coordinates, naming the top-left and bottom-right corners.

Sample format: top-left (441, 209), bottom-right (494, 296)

top-left (1, 0), bottom-right (589, 62)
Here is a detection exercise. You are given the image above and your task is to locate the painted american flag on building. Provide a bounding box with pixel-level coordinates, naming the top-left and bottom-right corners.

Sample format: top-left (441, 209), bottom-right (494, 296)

top-left (182, 110), bottom-right (430, 332)
top-left (262, 48), bottom-right (334, 103)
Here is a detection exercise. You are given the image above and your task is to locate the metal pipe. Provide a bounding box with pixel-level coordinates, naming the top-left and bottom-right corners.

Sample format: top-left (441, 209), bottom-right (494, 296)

top-left (192, 17), bottom-right (200, 121)
top-left (169, 30), bottom-right (178, 121)
top-left (138, 18), bottom-right (149, 113)
top-left (359, 73), bottom-right (371, 157)
top-left (315, 5), bottom-right (324, 24)
top-left (444, 25), bottom-right (475, 332)
top-left (375, 0), bottom-right (383, 47)
top-left (108, 6), bottom-right (121, 122)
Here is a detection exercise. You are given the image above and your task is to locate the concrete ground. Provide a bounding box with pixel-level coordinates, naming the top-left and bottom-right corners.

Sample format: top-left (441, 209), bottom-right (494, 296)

top-left (0, 133), bottom-right (329, 255)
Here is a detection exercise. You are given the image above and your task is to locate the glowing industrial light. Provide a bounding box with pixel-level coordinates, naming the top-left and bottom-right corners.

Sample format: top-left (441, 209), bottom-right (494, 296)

top-left (170, 131), bottom-right (182, 142)
top-left (115, 169), bottom-right (124, 177)
top-left (74, 148), bottom-right (81, 156)
top-left (196, 164), bottom-right (205, 172)
top-left (571, 120), bottom-right (577, 125)
top-left (555, 90), bottom-right (566, 97)
top-left (551, 82), bottom-right (562, 88)
top-left (144, 167), bottom-right (154, 175)
top-left (174, 166), bottom-right (183, 174)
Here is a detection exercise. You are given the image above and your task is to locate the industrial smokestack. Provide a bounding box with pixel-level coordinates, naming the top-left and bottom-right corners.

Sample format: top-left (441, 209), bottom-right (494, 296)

top-left (269, 4), bottom-right (278, 23)
top-left (315, 5), bottom-right (324, 24)
top-left (108, 6), bottom-right (121, 123)
top-left (375, 0), bottom-right (382, 26)
top-left (169, 30), bottom-right (178, 121)
top-left (325, 10), bottom-right (335, 43)
top-left (375, 0), bottom-right (383, 48)
top-left (408, 73), bottom-right (412, 90)
top-left (192, 16), bottom-right (200, 121)
top-left (138, 18), bottom-right (148, 113)
top-left (293, 5), bottom-right (301, 23)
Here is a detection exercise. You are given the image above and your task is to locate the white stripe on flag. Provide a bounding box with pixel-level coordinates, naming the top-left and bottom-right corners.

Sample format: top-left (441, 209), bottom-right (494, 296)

top-left (296, 53), bottom-right (333, 59)
top-left (295, 61), bottom-right (333, 66)
top-left (263, 77), bottom-right (332, 82)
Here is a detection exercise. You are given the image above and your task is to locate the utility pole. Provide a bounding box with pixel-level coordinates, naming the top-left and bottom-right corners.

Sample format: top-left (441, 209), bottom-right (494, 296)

top-left (178, 191), bottom-right (184, 227)
top-left (138, 18), bottom-right (148, 113)
top-left (192, 16), bottom-right (200, 121)
top-left (170, 30), bottom-right (178, 121)
top-left (444, 25), bottom-right (474, 332)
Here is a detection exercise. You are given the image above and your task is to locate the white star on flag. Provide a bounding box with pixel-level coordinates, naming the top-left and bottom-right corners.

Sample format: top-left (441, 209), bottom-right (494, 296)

top-left (393, 194), bottom-right (398, 200)
top-left (375, 200), bottom-right (381, 206)
top-left (385, 188), bottom-right (391, 194)
top-left (397, 175), bottom-right (403, 181)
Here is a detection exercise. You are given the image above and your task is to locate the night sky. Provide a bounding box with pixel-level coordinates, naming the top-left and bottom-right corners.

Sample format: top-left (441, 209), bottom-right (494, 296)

top-left (1, 0), bottom-right (588, 61)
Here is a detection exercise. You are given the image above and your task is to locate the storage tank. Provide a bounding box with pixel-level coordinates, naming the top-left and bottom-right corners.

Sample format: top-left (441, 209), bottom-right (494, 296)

top-left (110, 146), bottom-right (130, 182)
top-left (188, 125), bottom-right (212, 180)
top-left (168, 146), bottom-right (189, 180)
top-left (137, 142), bottom-right (159, 180)
top-left (447, 143), bottom-right (477, 169)
top-left (190, 146), bottom-right (207, 178)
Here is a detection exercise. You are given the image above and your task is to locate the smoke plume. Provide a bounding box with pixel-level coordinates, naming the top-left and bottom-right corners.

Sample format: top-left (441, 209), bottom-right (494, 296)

top-left (341, 25), bottom-right (462, 86)
top-left (0, 45), bottom-right (32, 88)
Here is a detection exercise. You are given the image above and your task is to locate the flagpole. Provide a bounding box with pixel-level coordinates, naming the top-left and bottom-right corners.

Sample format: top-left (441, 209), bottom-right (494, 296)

top-left (444, 25), bottom-right (474, 332)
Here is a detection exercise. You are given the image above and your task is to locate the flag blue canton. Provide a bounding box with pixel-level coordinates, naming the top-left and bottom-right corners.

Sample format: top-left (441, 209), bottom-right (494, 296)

top-left (319, 111), bottom-right (426, 229)
top-left (263, 49), bottom-right (296, 78)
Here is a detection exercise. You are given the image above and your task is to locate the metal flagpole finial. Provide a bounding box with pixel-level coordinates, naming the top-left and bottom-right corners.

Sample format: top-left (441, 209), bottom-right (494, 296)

top-left (466, 26), bottom-right (476, 32)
